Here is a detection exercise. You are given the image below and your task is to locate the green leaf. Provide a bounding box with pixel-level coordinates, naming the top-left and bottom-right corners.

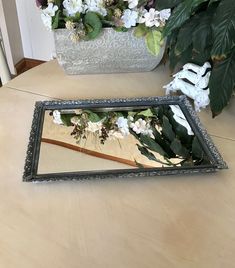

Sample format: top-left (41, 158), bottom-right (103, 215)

top-left (209, 0), bottom-right (220, 5)
top-left (174, 16), bottom-right (199, 55)
top-left (155, 0), bottom-right (182, 9)
top-left (137, 144), bottom-right (158, 162)
top-left (60, 114), bottom-right (74, 126)
top-left (178, 44), bottom-right (193, 66)
top-left (139, 134), bottom-right (168, 157)
top-left (52, 10), bottom-right (61, 30)
top-left (84, 110), bottom-right (101, 122)
top-left (145, 30), bottom-right (163, 56)
top-left (192, 11), bottom-right (213, 53)
top-left (137, 108), bottom-right (154, 117)
top-left (162, 115), bottom-right (175, 142)
top-left (192, 137), bottom-right (204, 159)
top-left (163, 0), bottom-right (209, 37)
top-left (209, 50), bottom-right (235, 116)
top-left (134, 24), bottom-right (148, 38)
top-left (84, 12), bottom-right (102, 40)
top-left (170, 138), bottom-right (189, 158)
top-left (114, 27), bottom-right (128, 32)
top-left (211, 0), bottom-right (235, 59)
top-left (54, 0), bottom-right (63, 6)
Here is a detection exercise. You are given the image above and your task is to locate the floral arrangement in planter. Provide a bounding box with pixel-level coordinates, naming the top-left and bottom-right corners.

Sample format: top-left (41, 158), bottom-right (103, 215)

top-left (51, 105), bottom-right (210, 167)
top-left (36, 0), bottom-right (171, 55)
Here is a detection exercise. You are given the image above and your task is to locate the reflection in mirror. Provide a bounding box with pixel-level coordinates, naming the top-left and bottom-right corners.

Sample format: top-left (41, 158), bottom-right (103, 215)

top-left (38, 104), bottom-right (211, 175)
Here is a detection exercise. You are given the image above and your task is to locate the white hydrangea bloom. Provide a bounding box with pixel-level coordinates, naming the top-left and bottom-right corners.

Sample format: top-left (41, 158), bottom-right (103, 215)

top-left (124, 0), bottom-right (138, 9)
top-left (130, 118), bottom-right (154, 138)
top-left (53, 110), bottom-right (63, 125)
top-left (159, 8), bottom-right (171, 22)
top-left (140, 8), bottom-right (160, 27)
top-left (116, 117), bottom-right (130, 136)
top-left (85, 121), bottom-right (103, 133)
top-left (41, 3), bottom-right (58, 30)
top-left (170, 105), bottom-right (194, 136)
top-left (63, 0), bottom-right (84, 16)
top-left (121, 9), bottom-right (138, 28)
top-left (84, 0), bottom-right (107, 16)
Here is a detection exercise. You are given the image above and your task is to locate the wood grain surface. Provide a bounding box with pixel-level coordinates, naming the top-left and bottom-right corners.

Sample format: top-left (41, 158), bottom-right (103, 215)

top-left (0, 61), bottom-right (235, 268)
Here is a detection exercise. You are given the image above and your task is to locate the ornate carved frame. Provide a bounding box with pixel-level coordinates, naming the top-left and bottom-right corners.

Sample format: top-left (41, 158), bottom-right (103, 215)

top-left (23, 96), bottom-right (227, 182)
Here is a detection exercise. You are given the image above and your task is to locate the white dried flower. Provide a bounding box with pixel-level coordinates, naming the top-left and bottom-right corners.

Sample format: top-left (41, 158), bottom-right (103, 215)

top-left (53, 110), bottom-right (63, 125)
top-left (159, 9), bottom-right (171, 22)
top-left (70, 32), bottom-right (80, 42)
top-left (121, 9), bottom-right (138, 28)
top-left (63, 0), bottom-right (84, 16)
top-left (124, 0), bottom-right (138, 9)
top-left (116, 116), bottom-right (130, 136)
top-left (65, 20), bottom-right (76, 30)
top-left (130, 118), bottom-right (154, 138)
top-left (70, 116), bottom-right (80, 125)
top-left (108, 130), bottom-right (125, 140)
top-left (85, 121), bottom-right (103, 133)
top-left (84, 0), bottom-right (107, 16)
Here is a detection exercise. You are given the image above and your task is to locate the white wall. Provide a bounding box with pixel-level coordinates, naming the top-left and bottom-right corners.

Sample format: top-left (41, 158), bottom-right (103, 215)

top-left (0, 0), bottom-right (24, 74)
top-left (15, 0), bottom-right (55, 61)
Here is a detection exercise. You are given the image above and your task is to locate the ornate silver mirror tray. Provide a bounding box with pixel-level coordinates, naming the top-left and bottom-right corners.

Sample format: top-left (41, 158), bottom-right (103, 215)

top-left (23, 96), bottom-right (227, 182)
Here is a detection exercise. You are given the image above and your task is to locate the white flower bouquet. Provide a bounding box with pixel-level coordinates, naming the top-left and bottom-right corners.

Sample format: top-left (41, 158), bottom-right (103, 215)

top-left (36, 0), bottom-right (171, 55)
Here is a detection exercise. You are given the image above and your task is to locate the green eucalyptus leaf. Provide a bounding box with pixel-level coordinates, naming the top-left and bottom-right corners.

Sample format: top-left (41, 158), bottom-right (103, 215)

top-left (139, 134), bottom-right (168, 157)
top-left (192, 137), bottom-right (204, 159)
top-left (137, 109), bottom-right (154, 117)
top-left (84, 110), bottom-right (101, 122)
top-left (60, 114), bottom-right (74, 126)
top-left (84, 12), bottom-right (102, 40)
top-left (137, 144), bottom-right (158, 162)
top-left (209, 50), bottom-right (235, 116)
top-left (211, 0), bottom-right (235, 59)
top-left (145, 30), bottom-right (163, 56)
top-left (134, 24), bottom-right (148, 38)
top-left (162, 115), bottom-right (175, 142)
top-left (170, 138), bottom-right (189, 158)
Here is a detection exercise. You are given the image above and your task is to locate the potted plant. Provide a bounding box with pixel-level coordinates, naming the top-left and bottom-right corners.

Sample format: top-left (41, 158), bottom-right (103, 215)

top-left (158, 0), bottom-right (235, 116)
top-left (36, 0), bottom-right (171, 74)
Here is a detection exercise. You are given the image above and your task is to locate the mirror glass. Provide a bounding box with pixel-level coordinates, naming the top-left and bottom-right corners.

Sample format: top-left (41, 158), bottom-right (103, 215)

top-left (37, 104), bottom-right (211, 175)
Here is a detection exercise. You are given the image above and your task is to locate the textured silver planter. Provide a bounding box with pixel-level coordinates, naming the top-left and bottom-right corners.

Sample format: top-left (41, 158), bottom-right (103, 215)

top-left (54, 28), bottom-right (165, 75)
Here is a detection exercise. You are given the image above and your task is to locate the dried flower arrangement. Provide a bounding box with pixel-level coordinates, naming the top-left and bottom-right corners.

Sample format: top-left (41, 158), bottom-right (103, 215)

top-left (51, 105), bottom-right (210, 167)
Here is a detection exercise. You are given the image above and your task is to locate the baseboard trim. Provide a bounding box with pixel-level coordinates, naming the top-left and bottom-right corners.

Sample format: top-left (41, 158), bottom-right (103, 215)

top-left (15, 58), bottom-right (46, 75)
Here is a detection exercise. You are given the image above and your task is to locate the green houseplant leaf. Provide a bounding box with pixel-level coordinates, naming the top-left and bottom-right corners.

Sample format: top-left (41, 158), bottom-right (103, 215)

top-left (163, 0), bottom-right (208, 37)
top-left (192, 10), bottom-right (213, 53)
top-left (209, 50), bottom-right (235, 116)
top-left (155, 0), bottom-right (182, 9)
top-left (211, 0), bottom-right (235, 59)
